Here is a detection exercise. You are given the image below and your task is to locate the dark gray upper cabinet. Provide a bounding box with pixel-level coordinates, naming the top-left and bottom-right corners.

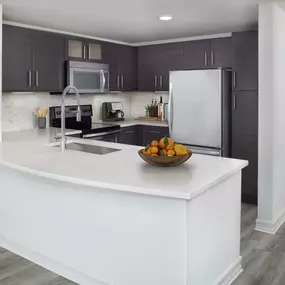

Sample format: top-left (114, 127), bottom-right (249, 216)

top-left (104, 43), bottom-right (137, 91)
top-left (210, 37), bottom-right (232, 68)
top-left (3, 25), bottom-right (65, 92)
top-left (231, 91), bottom-right (258, 205)
top-left (232, 31), bottom-right (258, 91)
top-left (32, 30), bottom-right (65, 92)
top-left (66, 37), bottom-right (102, 62)
top-left (183, 40), bottom-right (211, 69)
top-left (138, 43), bottom-right (183, 91)
top-left (117, 45), bottom-right (138, 91)
top-left (3, 25), bottom-right (33, 92)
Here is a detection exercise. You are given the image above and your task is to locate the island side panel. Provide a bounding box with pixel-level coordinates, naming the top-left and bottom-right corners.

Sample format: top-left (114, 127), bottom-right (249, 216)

top-left (186, 172), bottom-right (242, 285)
top-left (0, 166), bottom-right (187, 285)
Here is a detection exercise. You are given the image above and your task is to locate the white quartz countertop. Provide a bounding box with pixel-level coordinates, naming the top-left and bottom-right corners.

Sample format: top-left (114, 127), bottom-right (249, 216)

top-left (94, 119), bottom-right (168, 128)
top-left (0, 128), bottom-right (247, 200)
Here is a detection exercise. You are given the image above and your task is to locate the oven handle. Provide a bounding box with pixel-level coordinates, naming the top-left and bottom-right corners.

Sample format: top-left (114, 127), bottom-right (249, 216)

top-left (83, 129), bottom-right (121, 139)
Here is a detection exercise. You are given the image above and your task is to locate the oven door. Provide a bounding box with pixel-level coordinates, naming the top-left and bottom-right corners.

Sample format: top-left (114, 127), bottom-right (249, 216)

top-left (68, 62), bottom-right (109, 93)
top-left (83, 130), bottom-right (120, 143)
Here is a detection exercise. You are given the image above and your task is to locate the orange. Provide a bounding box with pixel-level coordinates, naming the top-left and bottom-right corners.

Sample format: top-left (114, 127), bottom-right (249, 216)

top-left (151, 140), bottom-right (159, 147)
top-left (166, 144), bottom-right (174, 151)
top-left (143, 145), bottom-right (152, 155)
top-left (159, 137), bottom-right (174, 149)
top-left (151, 154), bottom-right (158, 157)
top-left (151, 146), bottom-right (159, 154)
top-left (167, 150), bottom-right (176, 156)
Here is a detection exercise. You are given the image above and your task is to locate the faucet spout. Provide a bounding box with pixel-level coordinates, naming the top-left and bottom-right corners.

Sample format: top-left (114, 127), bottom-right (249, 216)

top-left (60, 85), bottom-right (81, 152)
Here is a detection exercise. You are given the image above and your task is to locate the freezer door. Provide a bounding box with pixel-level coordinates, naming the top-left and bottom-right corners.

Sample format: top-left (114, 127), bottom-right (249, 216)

top-left (169, 69), bottom-right (222, 148)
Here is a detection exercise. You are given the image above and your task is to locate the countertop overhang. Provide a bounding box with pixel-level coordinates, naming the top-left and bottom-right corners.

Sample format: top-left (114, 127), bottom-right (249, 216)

top-left (0, 128), bottom-right (248, 200)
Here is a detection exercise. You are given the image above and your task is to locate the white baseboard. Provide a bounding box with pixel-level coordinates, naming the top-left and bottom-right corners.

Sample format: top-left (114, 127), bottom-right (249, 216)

top-left (255, 209), bottom-right (285, 234)
top-left (213, 256), bottom-right (243, 285)
top-left (0, 236), bottom-right (109, 285)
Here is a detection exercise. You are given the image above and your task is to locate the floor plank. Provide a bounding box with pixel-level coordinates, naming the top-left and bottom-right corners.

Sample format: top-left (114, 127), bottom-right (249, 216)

top-left (1, 204), bottom-right (285, 284)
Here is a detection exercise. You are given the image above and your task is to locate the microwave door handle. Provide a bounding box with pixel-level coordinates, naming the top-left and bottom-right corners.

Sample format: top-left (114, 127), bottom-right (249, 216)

top-left (100, 70), bottom-right (106, 92)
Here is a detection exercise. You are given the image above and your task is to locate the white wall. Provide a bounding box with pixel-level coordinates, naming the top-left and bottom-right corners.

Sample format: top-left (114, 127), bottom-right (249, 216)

top-left (2, 92), bottom-right (168, 131)
top-left (257, 2), bottom-right (285, 230)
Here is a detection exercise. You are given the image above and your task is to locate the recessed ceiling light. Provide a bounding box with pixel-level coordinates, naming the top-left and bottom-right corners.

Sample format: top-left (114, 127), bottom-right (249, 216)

top-left (159, 15), bottom-right (172, 21)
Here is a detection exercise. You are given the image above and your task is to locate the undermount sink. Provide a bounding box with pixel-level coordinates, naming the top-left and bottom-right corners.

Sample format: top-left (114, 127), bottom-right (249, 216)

top-left (54, 142), bottom-right (121, 155)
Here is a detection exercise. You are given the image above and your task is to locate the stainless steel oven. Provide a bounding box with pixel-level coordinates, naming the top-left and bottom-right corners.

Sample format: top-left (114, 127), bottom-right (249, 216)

top-left (66, 61), bottom-right (109, 94)
top-left (82, 130), bottom-right (121, 143)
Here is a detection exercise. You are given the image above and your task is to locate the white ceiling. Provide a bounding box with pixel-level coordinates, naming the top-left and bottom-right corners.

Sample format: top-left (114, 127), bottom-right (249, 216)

top-left (0, 0), bottom-right (278, 44)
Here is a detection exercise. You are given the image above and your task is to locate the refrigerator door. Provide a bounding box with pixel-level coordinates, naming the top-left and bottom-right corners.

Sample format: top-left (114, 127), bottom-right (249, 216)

top-left (169, 69), bottom-right (222, 148)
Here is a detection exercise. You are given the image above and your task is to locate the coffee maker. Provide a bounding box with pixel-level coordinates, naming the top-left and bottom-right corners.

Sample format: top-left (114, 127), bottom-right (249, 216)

top-left (102, 102), bottom-right (125, 122)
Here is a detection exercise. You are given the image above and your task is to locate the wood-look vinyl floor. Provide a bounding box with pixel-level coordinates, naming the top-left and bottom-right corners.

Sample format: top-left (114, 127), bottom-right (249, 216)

top-left (0, 204), bottom-right (284, 285)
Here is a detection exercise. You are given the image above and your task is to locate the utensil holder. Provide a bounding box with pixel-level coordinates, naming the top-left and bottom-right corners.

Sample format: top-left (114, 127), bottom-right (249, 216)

top-left (38, 117), bottom-right (46, 129)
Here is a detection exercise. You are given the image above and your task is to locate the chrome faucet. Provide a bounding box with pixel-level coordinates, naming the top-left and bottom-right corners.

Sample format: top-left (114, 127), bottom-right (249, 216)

top-left (60, 86), bottom-right (81, 152)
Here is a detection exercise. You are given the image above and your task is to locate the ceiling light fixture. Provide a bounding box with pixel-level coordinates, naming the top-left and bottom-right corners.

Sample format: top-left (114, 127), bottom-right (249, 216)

top-left (159, 15), bottom-right (172, 21)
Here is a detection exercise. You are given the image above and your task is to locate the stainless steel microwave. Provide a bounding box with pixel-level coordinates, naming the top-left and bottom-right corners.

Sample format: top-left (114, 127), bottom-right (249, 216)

top-left (66, 61), bottom-right (109, 93)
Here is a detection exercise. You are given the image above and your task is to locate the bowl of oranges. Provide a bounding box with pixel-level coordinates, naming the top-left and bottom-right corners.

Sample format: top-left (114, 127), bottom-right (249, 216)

top-left (138, 136), bottom-right (192, 167)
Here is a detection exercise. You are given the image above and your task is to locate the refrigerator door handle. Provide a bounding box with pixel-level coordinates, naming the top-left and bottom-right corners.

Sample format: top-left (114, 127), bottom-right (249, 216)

top-left (168, 83), bottom-right (173, 137)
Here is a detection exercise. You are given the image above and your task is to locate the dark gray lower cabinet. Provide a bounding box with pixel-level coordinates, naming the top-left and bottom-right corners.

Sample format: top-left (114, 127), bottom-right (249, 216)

top-left (119, 125), bottom-right (169, 146)
top-left (142, 126), bottom-right (169, 146)
top-left (119, 126), bottom-right (141, 146)
top-left (231, 91), bottom-right (258, 205)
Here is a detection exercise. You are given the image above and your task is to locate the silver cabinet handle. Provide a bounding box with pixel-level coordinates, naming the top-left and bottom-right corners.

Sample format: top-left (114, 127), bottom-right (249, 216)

top-left (121, 75), bottom-right (124, 88)
top-left (28, 70), bottom-right (32, 87)
top-left (125, 131), bottom-right (134, 135)
top-left (168, 83), bottom-right (173, 136)
top-left (154, 76), bottom-right (157, 88)
top-left (204, 52), bottom-right (208, 66)
top-left (233, 94), bottom-right (236, 110)
top-left (117, 74), bottom-right (120, 89)
top-left (233, 72), bottom-right (236, 88)
top-left (211, 52), bottom-right (214, 66)
top-left (150, 130), bottom-right (160, 134)
top-left (160, 75), bottom-right (163, 88)
top-left (83, 45), bottom-right (86, 59)
top-left (35, 71), bottom-right (39, 87)
top-left (87, 45), bottom-right (90, 60)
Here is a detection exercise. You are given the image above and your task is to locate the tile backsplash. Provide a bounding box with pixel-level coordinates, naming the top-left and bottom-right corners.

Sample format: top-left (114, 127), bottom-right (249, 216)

top-left (2, 92), bottom-right (169, 131)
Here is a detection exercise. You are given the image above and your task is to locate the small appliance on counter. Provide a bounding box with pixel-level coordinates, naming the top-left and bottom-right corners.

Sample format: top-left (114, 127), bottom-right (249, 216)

top-left (102, 102), bottom-right (125, 122)
top-left (50, 105), bottom-right (121, 143)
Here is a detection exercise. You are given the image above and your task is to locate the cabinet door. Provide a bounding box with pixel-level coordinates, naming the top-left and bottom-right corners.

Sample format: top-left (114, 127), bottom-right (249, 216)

top-left (138, 46), bottom-right (161, 91)
top-left (157, 43), bottom-right (183, 91)
top-left (3, 25), bottom-right (33, 91)
top-left (118, 45), bottom-right (137, 91)
top-left (232, 31), bottom-right (258, 66)
top-left (103, 42), bottom-right (120, 90)
top-left (183, 40), bottom-right (211, 69)
top-left (33, 30), bottom-right (65, 92)
top-left (232, 31), bottom-right (258, 91)
top-left (67, 39), bottom-right (84, 59)
top-left (233, 64), bottom-right (258, 91)
top-left (142, 126), bottom-right (169, 146)
top-left (86, 42), bottom-right (102, 61)
top-left (231, 91), bottom-right (258, 204)
top-left (210, 37), bottom-right (232, 68)
top-left (120, 126), bottom-right (138, 145)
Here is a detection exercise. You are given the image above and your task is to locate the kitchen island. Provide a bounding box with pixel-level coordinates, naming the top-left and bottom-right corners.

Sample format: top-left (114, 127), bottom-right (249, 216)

top-left (0, 128), bottom-right (247, 285)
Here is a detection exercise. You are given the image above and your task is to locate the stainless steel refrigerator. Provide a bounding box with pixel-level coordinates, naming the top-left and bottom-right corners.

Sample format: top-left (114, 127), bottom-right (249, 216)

top-left (168, 69), bottom-right (231, 157)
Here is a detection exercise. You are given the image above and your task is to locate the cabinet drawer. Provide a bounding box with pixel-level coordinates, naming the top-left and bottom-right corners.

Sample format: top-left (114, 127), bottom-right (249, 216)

top-left (142, 126), bottom-right (169, 145)
top-left (119, 126), bottom-right (141, 146)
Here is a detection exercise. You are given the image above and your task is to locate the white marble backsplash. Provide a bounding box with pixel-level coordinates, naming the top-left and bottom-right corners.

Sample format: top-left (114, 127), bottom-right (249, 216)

top-left (2, 91), bottom-right (169, 131)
